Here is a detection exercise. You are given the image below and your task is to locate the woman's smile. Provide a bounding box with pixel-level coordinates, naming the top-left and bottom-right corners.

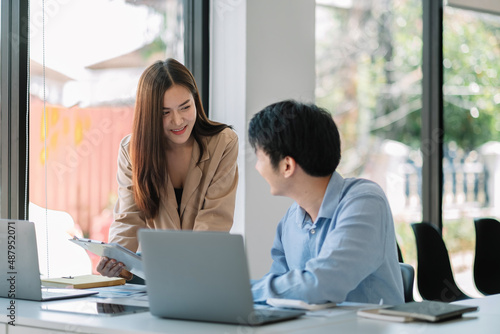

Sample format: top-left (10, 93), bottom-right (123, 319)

top-left (171, 125), bottom-right (188, 135)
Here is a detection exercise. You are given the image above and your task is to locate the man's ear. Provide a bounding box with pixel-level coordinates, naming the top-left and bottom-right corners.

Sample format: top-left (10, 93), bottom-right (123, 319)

top-left (281, 156), bottom-right (296, 178)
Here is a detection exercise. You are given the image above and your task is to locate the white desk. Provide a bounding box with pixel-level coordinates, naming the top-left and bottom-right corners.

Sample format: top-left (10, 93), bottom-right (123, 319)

top-left (1, 293), bottom-right (500, 334)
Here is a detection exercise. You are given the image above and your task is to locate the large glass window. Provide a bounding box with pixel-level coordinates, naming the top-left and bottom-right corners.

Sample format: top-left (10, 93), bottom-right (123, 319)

top-left (29, 0), bottom-right (184, 274)
top-left (442, 5), bottom-right (500, 297)
top-left (316, 0), bottom-right (422, 274)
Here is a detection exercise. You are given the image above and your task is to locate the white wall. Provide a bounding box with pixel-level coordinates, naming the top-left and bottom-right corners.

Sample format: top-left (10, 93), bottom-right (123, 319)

top-left (210, 0), bottom-right (316, 279)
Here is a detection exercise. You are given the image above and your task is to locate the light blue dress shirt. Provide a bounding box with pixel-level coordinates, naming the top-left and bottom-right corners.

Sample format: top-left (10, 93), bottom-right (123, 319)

top-left (251, 172), bottom-right (405, 305)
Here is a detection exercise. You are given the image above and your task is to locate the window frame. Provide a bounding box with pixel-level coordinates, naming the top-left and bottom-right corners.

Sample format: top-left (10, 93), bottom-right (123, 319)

top-left (183, 0), bottom-right (210, 114)
top-left (421, 0), bottom-right (444, 229)
top-left (0, 0), bottom-right (29, 219)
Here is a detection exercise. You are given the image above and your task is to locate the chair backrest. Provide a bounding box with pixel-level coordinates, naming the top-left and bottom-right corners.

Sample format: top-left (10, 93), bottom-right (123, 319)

top-left (399, 263), bottom-right (414, 303)
top-left (411, 222), bottom-right (470, 302)
top-left (473, 218), bottom-right (500, 295)
top-left (397, 242), bottom-right (404, 263)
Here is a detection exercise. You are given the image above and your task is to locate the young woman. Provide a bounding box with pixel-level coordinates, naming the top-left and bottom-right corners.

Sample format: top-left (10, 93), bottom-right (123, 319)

top-left (97, 58), bottom-right (238, 279)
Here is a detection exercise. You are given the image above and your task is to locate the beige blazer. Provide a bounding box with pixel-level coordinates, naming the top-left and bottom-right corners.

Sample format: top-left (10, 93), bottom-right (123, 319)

top-left (109, 128), bottom-right (239, 252)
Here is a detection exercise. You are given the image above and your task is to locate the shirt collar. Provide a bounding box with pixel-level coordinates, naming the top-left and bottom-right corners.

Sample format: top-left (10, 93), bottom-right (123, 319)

top-left (317, 171), bottom-right (344, 219)
top-left (295, 171), bottom-right (344, 226)
top-left (296, 205), bottom-right (309, 227)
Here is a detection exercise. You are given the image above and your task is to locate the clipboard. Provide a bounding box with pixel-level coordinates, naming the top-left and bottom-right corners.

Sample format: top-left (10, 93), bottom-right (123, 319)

top-left (70, 236), bottom-right (144, 278)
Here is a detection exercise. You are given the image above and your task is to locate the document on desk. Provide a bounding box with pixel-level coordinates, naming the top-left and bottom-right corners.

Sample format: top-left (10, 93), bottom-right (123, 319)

top-left (267, 298), bottom-right (336, 311)
top-left (70, 236), bottom-right (144, 278)
top-left (266, 298), bottom-right (358, 318)
top-left (306, 302), bottom-right (378, 318)
top-left (89, 285), bottom-right (149, 308)
top-left (305, 307), bottom-right (359, 318)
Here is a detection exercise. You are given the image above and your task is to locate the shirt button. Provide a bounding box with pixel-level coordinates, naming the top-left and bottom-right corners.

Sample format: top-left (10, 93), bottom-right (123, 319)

top-left (310, 229), bottom-right (316, 235)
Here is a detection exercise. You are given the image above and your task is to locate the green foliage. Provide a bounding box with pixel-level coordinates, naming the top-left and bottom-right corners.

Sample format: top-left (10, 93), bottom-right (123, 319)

top-left (442, 218), bottom-right (476, 255)
top-left (317, 2), bottom-right (500, 151)
top-left (443, 9), bottom-right (500, 151)
top-left (140, 36), bottom-right (167, 60)
top-left (395, 221), bottom-right (417, 266)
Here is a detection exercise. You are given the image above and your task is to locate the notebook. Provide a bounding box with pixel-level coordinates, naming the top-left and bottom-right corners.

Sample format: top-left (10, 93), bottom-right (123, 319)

top-left (0, 219), bottom-right (98, 301)
top-left (378, 300), bottom-right (478, 322)
top-left (41, 274), bottom-right (125, 289)
top-left (139, 230), bottom-right (305, 326)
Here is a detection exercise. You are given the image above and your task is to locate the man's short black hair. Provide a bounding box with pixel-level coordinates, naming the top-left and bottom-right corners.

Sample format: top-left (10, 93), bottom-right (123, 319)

top-left (248, 100), bottom-right (341, 177)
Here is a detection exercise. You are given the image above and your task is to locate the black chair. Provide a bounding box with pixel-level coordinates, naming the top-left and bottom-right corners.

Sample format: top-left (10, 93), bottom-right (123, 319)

top-left (397, 242), bottom-right (404, 263)
top-left (473, 218), bottom-right (500, 295)
top-left (399, 263), bottom-right (414, 303)
top-left (411, 222), bottom-right (471, 302)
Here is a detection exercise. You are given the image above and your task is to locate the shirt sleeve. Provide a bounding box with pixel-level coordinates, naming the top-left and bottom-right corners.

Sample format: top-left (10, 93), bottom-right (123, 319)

top-left (251, 192), bottom-right (389, 304)
top-left (108, 138), bottom-right (147, 252)
top-left (193, 131), bottom-right (239, 232)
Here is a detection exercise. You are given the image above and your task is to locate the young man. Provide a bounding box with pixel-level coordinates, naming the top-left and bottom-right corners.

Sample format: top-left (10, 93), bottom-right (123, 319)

top-left (248, 100), bottom-right (404, 305)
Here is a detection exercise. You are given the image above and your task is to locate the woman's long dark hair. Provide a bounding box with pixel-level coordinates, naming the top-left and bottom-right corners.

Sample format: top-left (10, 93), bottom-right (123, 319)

top-left (131, 58), bottom-right (230, 219)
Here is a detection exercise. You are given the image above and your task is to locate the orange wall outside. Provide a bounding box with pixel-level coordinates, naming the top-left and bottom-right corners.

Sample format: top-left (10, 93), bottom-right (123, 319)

top-left (29, 97), bottom-right (134, 244)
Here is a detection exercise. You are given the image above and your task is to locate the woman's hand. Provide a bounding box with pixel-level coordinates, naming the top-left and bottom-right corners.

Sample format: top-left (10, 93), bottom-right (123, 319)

top-left (96, 256), bottom-right (133, 280)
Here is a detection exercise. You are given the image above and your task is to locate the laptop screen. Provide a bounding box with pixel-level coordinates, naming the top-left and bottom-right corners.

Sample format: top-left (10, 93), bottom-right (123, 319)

top-left (139, 230), bottom-right (256, 323)
top-left (0, 220), bottom-right (44, 300)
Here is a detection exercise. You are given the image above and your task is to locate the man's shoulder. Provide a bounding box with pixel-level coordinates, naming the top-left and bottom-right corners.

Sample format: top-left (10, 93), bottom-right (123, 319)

top-left (342, 177), bottom-right (386, 199)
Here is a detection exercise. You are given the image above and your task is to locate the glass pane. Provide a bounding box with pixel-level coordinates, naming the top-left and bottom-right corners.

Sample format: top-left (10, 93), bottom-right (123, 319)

top-left (443, 5), bottom-right (500, 298)
top-left (29, 0), bottom-right (184, 275)
top-left (316, 0), bottom-right (422, 280)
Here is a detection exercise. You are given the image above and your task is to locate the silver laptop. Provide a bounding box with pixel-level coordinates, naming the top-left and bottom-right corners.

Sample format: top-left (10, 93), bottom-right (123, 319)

top-left (139, 230), bottom-right (305, 326)
top-left (0, 219), bottom-right (98, 301)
